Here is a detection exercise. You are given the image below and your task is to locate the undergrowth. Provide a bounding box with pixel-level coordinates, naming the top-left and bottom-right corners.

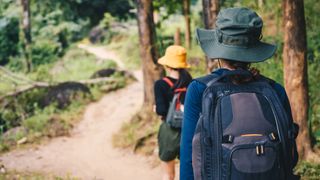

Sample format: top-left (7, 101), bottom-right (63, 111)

top-left (0, 45), bottom-right (128, 153)
top-left (113, 108), bottom-right (161, 156)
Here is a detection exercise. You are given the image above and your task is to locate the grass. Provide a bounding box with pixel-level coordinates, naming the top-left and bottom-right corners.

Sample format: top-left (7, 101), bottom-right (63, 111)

top-left (113, 108), bottom-right (161, 156)
top-left (0, 44), bottom-right (129, 153)
top-left (0, 99), bottom-right (87, 152)
top-left (0, 46), bottom-right (118, 96)
top-left (29, 47), bottom-right (118, 82)
top-left (0, 74), bottom-right (127, 153)
top-left (107, 32), bottom-right (141, 70)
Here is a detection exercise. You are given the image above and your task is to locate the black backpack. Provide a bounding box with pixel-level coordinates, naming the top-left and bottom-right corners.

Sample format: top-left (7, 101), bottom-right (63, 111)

top-left (163, 77), bottom-right (186, 128)
top-left (192, 70), bottom-right (299, 180)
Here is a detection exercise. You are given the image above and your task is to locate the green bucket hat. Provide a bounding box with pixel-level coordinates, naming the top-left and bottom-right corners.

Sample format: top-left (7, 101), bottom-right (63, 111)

top-left (196, 7), bottom-right (276, 62)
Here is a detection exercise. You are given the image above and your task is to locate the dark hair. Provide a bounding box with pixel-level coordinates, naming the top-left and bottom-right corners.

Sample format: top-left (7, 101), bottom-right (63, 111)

top-left (172, 68), bottom-right (193, 89)
top-left (222, 60), bottom-right (261, 84)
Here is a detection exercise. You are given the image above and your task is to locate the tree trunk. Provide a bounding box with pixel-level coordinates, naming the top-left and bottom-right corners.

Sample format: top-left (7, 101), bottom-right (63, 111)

top-left (283, 0), bottom-right (314, 160)
top-left (174, 28), bottom-right (181, 45)
top-left (183, 0), bottom-right (191, 49)
top-left (202, 0), bottom-right (219, 29)
top-left (21, 0), bottom-right (32, 72)
top-left (202, 0), bottom-right (219, 73)
top-left (136, 0), bottom-right (163, 109)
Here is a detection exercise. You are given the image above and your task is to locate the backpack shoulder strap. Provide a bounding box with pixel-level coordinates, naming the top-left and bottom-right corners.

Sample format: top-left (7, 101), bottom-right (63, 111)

top-left (174, 87), bottom-right (187, 93)
top-left (195, 69), bottom-right (252, 87)
top-left (195, 73), bottom-right (219, 86)
top-left (258, 75), bottom-right (276, 86)
top-left (162, 77), bottom-right (174, 88)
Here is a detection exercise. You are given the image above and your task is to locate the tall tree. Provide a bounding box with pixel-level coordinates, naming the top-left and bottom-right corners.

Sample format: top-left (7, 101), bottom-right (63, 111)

top-left (174, 28), bottom-right (181, 45)
top-left (202, 0), bottom-right (219, 29)
top-left (202, 0), bottom-right (219, 73)
top-left (183, 0), bottom-right (191, 49)
top-left (136, 0), bottom-right (163, 109)
top-left (282, 0), bottom-right (315, 160)
top-left (21, 0), bottom-right (32, 72)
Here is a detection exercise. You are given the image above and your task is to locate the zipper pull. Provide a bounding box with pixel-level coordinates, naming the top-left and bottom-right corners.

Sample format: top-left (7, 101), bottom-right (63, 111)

top-left (255, 144), bottom-right (265, 156)
top-left (256, 145), bottom-right (260, 156)
top-left (260, 145), bottom-right (264, 155)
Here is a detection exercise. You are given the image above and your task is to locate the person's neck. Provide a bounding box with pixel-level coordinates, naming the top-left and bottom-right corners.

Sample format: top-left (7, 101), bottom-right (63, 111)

top-left (221, 66), bottom-right (235, 70)
top-left (168, 71), bottom-right (179, 79)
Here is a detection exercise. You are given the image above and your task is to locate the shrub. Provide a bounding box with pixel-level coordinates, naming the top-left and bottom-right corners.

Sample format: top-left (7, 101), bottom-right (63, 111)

top-left (31, 39), bottom-right (62, 66)
top-left (0, 88), bottom-right (48, 131)
top-left (295, 161), bottom-right (320, 179)
top-left (0, 17), bottom-right (19, 65)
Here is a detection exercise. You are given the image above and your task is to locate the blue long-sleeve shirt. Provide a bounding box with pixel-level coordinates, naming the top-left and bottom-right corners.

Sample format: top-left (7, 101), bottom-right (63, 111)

top-left (180, 69), bottom-right (294, 180)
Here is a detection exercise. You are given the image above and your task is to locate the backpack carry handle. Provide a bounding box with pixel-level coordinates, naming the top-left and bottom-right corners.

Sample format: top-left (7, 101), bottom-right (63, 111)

top-left (206, 69), bottom-right (252, 87)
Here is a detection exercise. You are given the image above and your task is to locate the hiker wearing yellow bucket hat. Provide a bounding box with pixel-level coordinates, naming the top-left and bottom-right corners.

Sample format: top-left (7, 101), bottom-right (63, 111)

top-left (158, 45), bottom-right (191, 69)
top-left (154, 45), bottom-right (192, 180)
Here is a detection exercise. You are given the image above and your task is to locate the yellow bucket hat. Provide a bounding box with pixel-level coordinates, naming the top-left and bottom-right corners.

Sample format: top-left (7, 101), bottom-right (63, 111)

top-left (158, 45), bottom-right (191, 69)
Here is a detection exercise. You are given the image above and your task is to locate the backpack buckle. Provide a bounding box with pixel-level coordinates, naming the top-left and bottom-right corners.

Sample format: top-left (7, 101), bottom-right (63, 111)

top-left (222, 135), bottom-right (234, 144)
top-left (268, 132), bottom-right (278, 141)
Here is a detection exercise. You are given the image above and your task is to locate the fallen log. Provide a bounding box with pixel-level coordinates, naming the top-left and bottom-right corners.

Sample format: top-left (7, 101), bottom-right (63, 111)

top-left (0, 77), bottom-right (118, 102)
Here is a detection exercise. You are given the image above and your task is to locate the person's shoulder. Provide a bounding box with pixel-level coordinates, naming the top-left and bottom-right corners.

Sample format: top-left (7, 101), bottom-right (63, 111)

top-left (194, 68), bottom-right (226, 85)
top-left (187, 79), bottom-right (207, 96)
top-left (194, 73), bottom-right (220, 85)
top-left (272, 82), bottom-right (286, 96)
top-left (260, 75), bottom-right (286, 97)
top-left (155, 77), bottom-right (171, 89)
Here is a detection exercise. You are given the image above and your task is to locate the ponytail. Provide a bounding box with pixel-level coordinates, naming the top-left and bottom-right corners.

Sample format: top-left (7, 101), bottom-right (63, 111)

top-left (173, 69), bottom-right (193, 89)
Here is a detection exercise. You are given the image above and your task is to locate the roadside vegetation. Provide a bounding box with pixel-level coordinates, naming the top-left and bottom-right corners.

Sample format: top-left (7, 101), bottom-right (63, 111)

top-left (0, 1), bottom-right (132, 154)
top-left (0, 46), bottom-right (128, 153)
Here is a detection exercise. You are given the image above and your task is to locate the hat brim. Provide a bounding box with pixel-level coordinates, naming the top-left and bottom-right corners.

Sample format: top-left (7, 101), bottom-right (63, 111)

top-left (196, 28), bottom-right (277, 63)
top-left (158, 57), bottom-right (191, 69)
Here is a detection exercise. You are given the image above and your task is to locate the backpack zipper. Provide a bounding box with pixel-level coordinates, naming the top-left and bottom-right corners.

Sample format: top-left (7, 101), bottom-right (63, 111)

top-left (213, 97), bottom-right (223, 180)
top-left (262, 95), bottom-right (288, 180)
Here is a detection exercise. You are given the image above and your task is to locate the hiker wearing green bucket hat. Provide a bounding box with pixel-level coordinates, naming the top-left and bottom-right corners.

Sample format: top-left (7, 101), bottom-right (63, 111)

top-left (154, 45), bottom-right (192, 180)
top-left (180, 7), bottom-right (299, 180)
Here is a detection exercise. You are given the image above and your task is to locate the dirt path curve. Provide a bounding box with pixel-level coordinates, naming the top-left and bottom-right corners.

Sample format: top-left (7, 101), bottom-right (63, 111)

top-left (0, 45), bottom-right (164, 179)
top-left (78, 44), bottom-right (126, 69)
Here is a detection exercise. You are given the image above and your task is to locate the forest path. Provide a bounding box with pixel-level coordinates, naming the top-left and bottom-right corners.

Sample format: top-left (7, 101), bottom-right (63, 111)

top-left (0, 45), bottom-right (165, 179)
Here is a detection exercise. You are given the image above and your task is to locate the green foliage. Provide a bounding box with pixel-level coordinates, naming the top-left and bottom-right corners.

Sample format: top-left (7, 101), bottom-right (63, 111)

top-left (0, 88), bottom-right (48, 128)
top-left (50, 48), bottom-right (117, 82)
top-left (22, 106), bottom-right (55, 133)
top-left (31, 0), bottom-right (133, 27)
top-left (307, 33), bottom-right (320, 144)
top-left (153, 0), bottom-right (182, 20)
top-left (33, 9), bottom-right (88, 48)
top-left (108, 32), bottom-right (141, 69)
top-left (99, 13), bottom-right (115, 29)
top-left (31, 39), bottom-right (62, 66)
top-left (295, 161), bottom-right (320, 180)
top-left (252, 36), bottom-right (283, 85)
top-left (0, 17), bottom-right (19, 65)
top-left (0, 0), bottom-right (134, 68)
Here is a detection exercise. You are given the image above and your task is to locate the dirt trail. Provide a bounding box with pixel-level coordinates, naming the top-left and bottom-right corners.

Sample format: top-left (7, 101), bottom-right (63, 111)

top-left (78, 44), bottom-right (126, 69)
top-left (0, 45), bottom-right (166, 179)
